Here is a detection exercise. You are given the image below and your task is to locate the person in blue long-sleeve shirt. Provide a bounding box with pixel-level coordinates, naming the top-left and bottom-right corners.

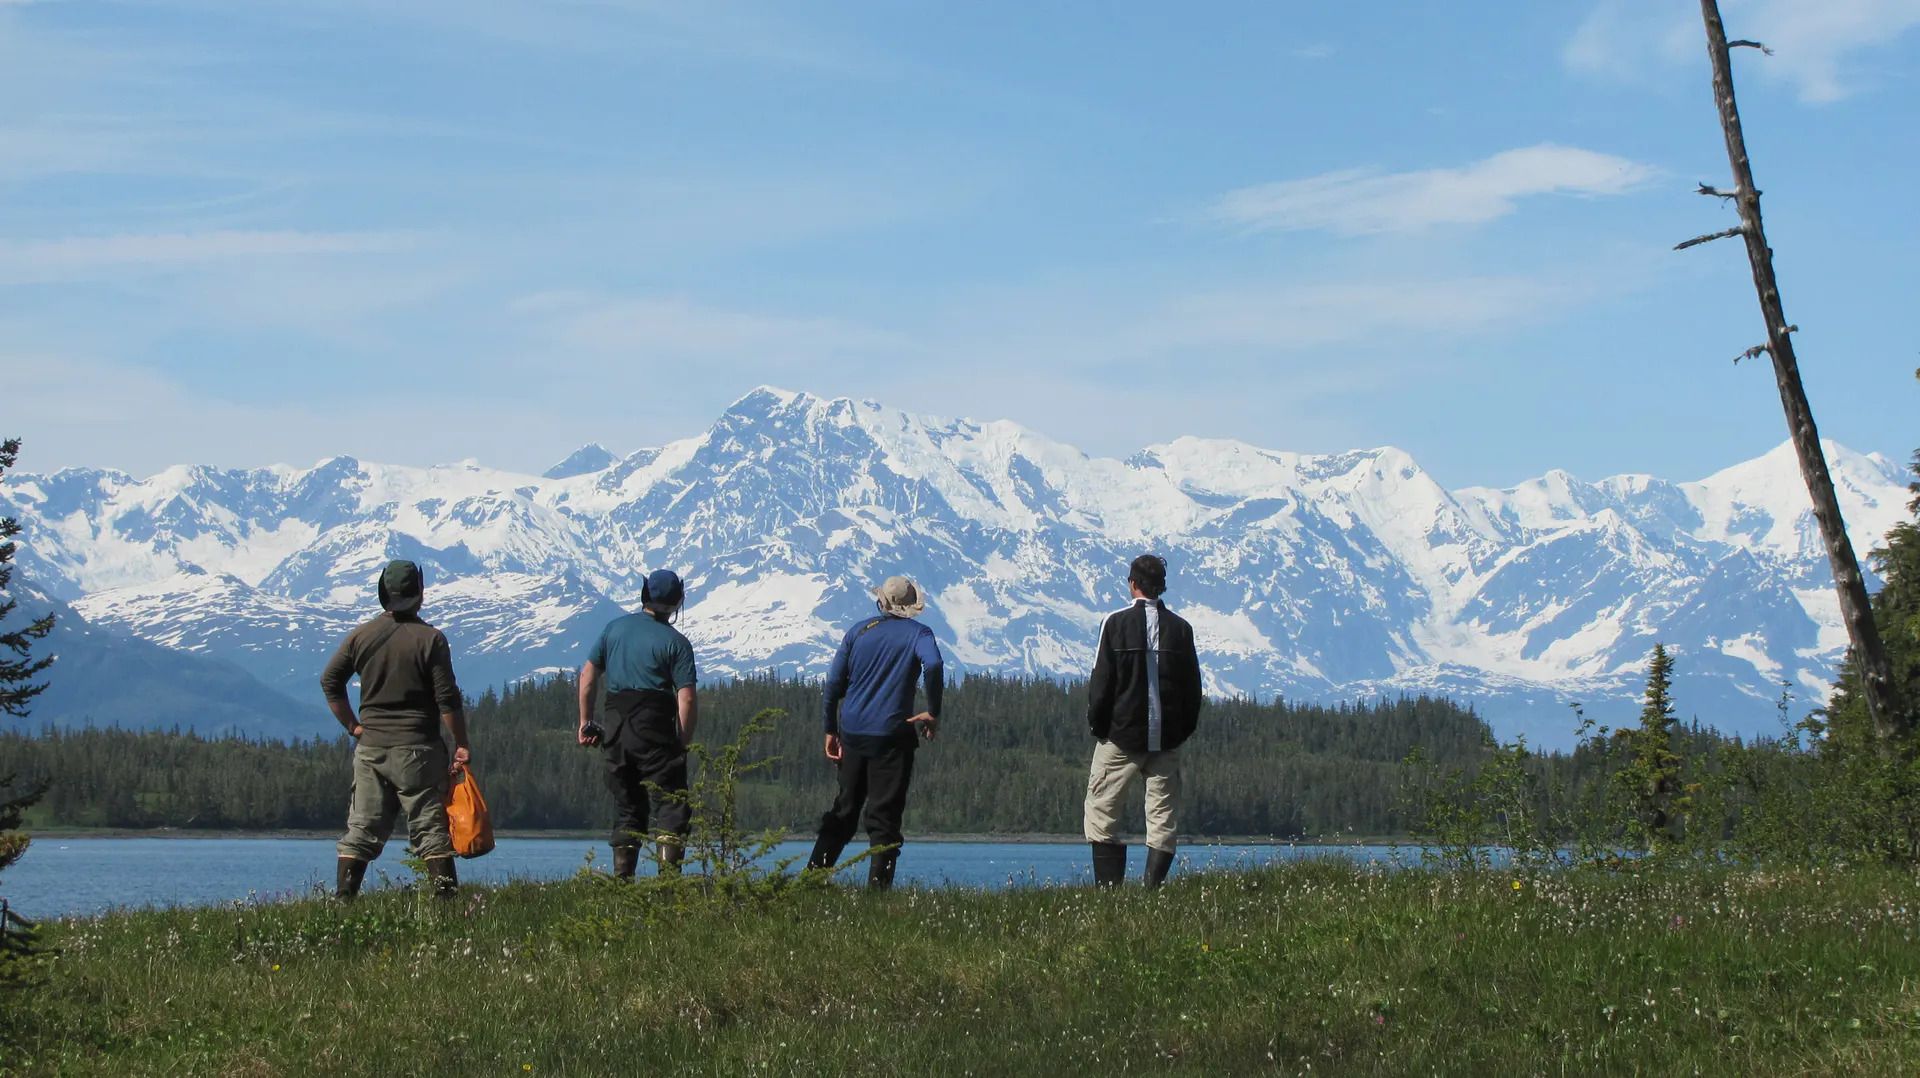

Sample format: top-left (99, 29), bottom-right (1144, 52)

top-left (805, 575), bottom-right (945, 889)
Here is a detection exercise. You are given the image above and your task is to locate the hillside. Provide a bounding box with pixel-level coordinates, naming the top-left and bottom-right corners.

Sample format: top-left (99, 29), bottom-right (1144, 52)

top-left (8, 864), bottom-right (1918, 1075)
top-left (7, 583), bottom-right (315, 740)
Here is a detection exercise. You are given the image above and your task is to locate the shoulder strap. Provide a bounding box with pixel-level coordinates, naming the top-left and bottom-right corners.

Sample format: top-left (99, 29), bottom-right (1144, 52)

top-left (838, 617), bottom-right (887, 661)
top-left (353, 619), bottom-right (409, 677)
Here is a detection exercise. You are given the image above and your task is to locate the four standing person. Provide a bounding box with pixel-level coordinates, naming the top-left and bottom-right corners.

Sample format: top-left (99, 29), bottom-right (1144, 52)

top-left (323, 554), bottom-right (1202, 893)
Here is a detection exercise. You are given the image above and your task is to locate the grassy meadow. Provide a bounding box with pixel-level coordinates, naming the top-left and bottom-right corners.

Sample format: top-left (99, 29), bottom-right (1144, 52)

top-left (4, 860), bottom-right (1920, 1075)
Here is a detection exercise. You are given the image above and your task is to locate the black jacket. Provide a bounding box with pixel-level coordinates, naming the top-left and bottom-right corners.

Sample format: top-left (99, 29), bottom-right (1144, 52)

top-left (1086, 599), bottom-right (1203, 753)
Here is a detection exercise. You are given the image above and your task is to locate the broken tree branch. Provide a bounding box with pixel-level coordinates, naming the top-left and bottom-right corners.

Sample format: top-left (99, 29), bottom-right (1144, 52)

top-left (1696, 183), bottom-right (1738, 201)
top-left (1676, 225), bottom-right (1746, 251)
top-left (1733, 324), bottom-right (1793, 364)
top-left (1728, 39), bottom-right (1773, 54)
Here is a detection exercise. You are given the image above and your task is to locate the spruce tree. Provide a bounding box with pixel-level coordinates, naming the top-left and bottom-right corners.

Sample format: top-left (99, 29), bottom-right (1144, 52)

top-left (1820, 433), bottom-right (1920, 861)
top-left (1619, 644), bottom-right (1684, 851)
top-left (1, 437), bottom-right (54, 991)
top-left (0, 440), bottom-right (54, 719)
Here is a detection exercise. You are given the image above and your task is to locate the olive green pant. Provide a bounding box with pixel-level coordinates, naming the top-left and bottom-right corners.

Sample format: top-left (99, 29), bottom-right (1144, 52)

top-left (337, 741), bottom-right (454, 861)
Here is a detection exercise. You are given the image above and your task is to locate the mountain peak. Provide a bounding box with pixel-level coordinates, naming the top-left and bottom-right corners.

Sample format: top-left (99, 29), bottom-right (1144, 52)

top-left (1691, 438), bottom-right (1895, 488)
top-left (543, 443), bottom-right (618, 480)
top-left (303, 454), bottom-right (364, 477)
top-left (725, 385), bottom-right (811, 415)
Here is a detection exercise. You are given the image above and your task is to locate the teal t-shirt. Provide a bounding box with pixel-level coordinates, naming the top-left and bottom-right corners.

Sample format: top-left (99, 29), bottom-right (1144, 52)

top-left (588, 613), bottom-right (697, 693)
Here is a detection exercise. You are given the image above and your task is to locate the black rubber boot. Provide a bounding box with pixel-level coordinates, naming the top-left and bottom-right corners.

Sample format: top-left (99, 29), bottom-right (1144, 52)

top-left (867, 849), bottom-right (900, 891)
top-left (425, 856), bottom-right (458, 898)
top-left (335, 857), bottom-right (368, 900)
top-left (1144, 847), bottom-right (1175, 890)
top-left (657, 842), bottom-right (685, 878)
top-left (1090, 842), bottom-right (1127, 888)
top-left (610, 845), bottom-right (639, 880)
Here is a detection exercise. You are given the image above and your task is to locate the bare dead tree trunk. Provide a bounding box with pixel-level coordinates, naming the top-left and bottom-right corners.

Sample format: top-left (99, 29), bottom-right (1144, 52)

top-left (1685, 0), bottom-right (1904, 739)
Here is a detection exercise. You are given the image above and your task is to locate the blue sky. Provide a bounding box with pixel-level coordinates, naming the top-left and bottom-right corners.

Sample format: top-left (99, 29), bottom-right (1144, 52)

top-left (2, 0), bottom-right (1916, 488)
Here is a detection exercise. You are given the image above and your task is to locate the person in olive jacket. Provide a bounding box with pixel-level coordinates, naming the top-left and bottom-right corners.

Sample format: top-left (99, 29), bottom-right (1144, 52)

top-left (320, 560), bottom-right (471, 899)
top-left (1083, 554), bottom-right (1203, 889)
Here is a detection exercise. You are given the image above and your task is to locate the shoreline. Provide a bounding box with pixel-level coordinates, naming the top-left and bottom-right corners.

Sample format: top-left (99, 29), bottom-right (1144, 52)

top-left (22, 827), bottom-right (1413, 846)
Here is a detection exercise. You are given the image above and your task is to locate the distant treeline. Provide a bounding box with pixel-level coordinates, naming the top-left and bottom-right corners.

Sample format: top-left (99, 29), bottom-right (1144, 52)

top-left (4, 674), bottom-right (1503, 837)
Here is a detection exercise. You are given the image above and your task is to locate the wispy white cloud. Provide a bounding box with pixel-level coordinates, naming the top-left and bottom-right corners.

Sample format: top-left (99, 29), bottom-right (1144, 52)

top-left (1563, 1), bottom-right (1698, 82)
top-left (0, 121), bottom-right (174, 183)
top-left (0, 230), bottom-right (462, 356)
top-left (515, 270), bottom-right (1584, 387)
top-left (185, 0), bottom-right (882, 76)
top-left (0, 230), bottom-right (413, 282)
top-left (976, 273), bottom-right (1603, 385)
top-left (1566, 0), bottom-right (1920, 104)
top-left (513, 292), bottom-right (913, 367)
top-left (0, 351), bottom-right (542, 475)
top-left (784, 268), bottom-right (1627, 466)
top-left (1207, 145), bottom-right (1658, 236)
top-left (5, 249), bottom-right (1641, 475)
top-left (1132, 275), bottom-right (1579, 354)
top-left (2, 229), bottom-right (408, 266)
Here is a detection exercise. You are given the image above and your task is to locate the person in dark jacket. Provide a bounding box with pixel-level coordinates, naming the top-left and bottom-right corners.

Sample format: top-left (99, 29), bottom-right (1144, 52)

top-left (1083, 554), bottom-right (1203, 888)
top-left (577, 569), bottom-right (699, 878)
top-left (805, 576), bottom-right (944, 890)
top-left (320, 559), bottom-right (472, 899)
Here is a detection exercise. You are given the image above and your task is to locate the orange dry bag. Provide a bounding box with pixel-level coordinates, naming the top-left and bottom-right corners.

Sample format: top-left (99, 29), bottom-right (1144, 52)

top-left (446, 767), bottom-right (496, 859)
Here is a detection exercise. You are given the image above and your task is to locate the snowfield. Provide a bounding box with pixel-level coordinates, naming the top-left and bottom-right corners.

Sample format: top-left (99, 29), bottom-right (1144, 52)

top-left (3, 387), bottom-right (1906, 746)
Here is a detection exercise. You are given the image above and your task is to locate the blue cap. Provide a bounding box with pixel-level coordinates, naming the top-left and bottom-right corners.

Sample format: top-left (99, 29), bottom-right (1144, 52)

top-left (641, 569), bottom-right (685, 607)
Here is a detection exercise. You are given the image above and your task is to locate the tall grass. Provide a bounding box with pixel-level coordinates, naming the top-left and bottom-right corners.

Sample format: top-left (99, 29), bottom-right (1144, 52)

top-left (6, 860), bottom-right (1920, 1075)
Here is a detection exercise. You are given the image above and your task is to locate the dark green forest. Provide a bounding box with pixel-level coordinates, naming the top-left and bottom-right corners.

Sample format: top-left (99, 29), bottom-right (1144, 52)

top-left (0, 675), bottom-right (1499, 838)
top-left (4, 448), bottom-right (1914, 854)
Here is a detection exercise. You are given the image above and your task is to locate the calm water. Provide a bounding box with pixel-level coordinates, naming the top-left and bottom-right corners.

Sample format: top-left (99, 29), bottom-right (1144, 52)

top-left (3, 837), bottom-right (1411, 919)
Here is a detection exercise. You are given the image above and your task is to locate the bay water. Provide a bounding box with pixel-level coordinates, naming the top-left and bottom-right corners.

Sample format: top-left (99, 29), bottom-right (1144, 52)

top-left (4, 836), bottom-right (1412, 919)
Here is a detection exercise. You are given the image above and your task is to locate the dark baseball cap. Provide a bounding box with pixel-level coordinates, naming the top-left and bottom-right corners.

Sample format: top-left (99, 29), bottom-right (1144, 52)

top-left (641, 569), bottom-right (685, 607)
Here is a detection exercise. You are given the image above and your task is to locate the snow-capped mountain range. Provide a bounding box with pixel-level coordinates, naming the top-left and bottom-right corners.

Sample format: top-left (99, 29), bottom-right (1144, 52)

top-left (3, 387), bottom-right (1908, 747)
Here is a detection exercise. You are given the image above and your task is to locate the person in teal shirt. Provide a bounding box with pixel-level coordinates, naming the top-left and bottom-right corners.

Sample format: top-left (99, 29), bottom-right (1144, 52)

top-left (577, 569), bottom-right (698, 877)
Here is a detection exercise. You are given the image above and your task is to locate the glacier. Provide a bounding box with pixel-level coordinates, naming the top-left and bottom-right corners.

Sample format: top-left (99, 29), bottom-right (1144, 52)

top-left (1, 386), bottom-right (1907, 748)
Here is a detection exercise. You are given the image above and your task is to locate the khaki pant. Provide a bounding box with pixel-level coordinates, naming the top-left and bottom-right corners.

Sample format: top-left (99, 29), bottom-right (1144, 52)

top-left (1083, 739), bottom-right (1181, 853)
top-left (338, 741), bottom-right (453, 861)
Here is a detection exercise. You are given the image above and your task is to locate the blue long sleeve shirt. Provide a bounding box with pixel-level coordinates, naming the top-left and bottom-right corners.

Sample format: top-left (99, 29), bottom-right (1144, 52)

top-left (822, 615), bottom-right (945, 747)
